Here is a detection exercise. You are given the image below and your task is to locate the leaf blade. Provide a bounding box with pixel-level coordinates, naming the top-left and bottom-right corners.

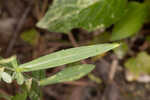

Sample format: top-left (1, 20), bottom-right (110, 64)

top-left (111, 2), bottom-right (147, 41)
top-left (12, 92), bottom-right (27, 100)
top-left (19, 43), bottom-right (119, 72)
top-left (1, 72), bottom-right (12, 83)
top-left (37, 0), bottom-right (127, 33)
top-left (78, 0), bottom-right (127, 31)
top-left (39, 64), bottom-right (95, 86)
top-left (37, 0), bottom-right (99, 33)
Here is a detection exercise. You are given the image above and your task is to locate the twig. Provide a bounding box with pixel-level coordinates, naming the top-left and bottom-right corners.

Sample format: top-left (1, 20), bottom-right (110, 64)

top-left (108, 59), bottom-right (118, 82)
top-left (42, 47), bottom-right (59, 55)
top-left (35, 0), bottom-right (48, 20)
top-left (63, 81), bottom-right (93, 86)
top-left (41, 0), bottom-right (49, 17)
top-left (34, 0), bottom-right (42, 20)
top-left (47, 42), bottom-right (71, 47)
top-left (68, 32), bottom-right (78, 47)
top-left (5, 4), bottom-right (32, 57)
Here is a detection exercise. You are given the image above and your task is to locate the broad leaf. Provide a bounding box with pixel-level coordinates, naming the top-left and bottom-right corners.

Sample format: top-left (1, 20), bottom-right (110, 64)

top-left (125, 52), bottom-right (150, 76)
top-left (39, 64), bottom-right (94, 86)
top-left (18, 43), bottom-right (119, 72)
top-left (111, 2), bottom-right (147, 41)
top-left (125, 52), bottom-right (150, 82)
top-left (78, 0), bottom-right (127, 31)
top-left (145, 0), bottom-right (150, 22)
top-left (37, 0), bottom-right (127, 33)
top-left (91, 32), bottom-right (111, 44)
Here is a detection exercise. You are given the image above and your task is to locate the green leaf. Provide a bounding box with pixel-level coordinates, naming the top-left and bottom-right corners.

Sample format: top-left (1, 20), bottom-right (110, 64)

top-left (0, 67), bottom-right (4, 81)
top-left (78, 0), bottom-right (127, 31)
top-left (145, 0), bottom-right (150, 22)
top-left (37, 0), bottom-right (127, 33)
top-left (0, 56), bottom-right (16, 64)
top-left (0, 56), bottom-right (17, 70)
top-left (32, 70), bottom-right (46, 80)
top-left (21, 28), bottom-right (39, 46)
top-left (25, 78), bottom-right (32, 91)
top-left (125, 52), bottom-right (150, 77)
top-left (12, 92), bottom-right (27, 100)
top-left (28, 81), bottom-right (42, 100)
top-left (114, 42), bottom-right (128, 59)
top-left (88, 73), bottom-right (102, 84)
top-left (39, 64), bottom-right (95, 86)
top-left (1, 72), bottom-right (12, 83)
top-left (91, 32), bottom-right (111, 44)
top-left (111, 2), bottom-right (147, 41)
top-left (11, 56), bottom-right (18, 68)
top-left (18, 43), bottom-right (119, 72)
top-left (29, 90), bottom-right (41, 100)
top-left (15, 72), bottom-right (24, 85)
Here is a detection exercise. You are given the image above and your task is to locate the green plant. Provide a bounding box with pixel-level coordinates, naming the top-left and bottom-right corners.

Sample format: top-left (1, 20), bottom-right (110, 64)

top-left (1, 0), bottom-right (150, 99)
top-left (0, 44), bottom-right (118, 99)
top-left (0, 44), bottom-right (119, 84)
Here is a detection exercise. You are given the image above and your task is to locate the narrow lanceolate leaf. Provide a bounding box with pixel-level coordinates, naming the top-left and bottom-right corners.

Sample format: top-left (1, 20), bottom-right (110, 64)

top-left (18, 43), bottom-right (119, 72)
top-left (0, 56), bottom-right (16, 64)
top-left (39, 64), bottom-right (95, 86)
top-left (111, 2), bottom-right (147, 41)
top-left (37, 0), bottom-right (127, 33)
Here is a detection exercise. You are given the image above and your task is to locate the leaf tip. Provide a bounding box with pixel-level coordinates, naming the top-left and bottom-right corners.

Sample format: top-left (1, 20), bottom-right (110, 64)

top-left (113, 43), bottom-right (120, 48)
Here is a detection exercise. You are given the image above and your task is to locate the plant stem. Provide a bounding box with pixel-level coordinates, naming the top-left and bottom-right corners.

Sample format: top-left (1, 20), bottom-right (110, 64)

top-left (68, 32), bottom-right (78, 47)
